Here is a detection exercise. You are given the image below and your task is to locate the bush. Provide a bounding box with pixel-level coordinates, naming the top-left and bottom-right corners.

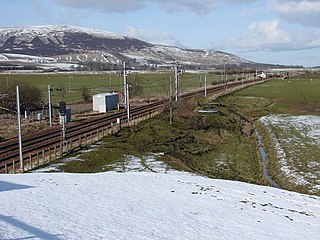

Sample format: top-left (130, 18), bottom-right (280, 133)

top-left (80, 86), bottom-right (91, 102)
top-left (0, 78), bottom-right (42, 112)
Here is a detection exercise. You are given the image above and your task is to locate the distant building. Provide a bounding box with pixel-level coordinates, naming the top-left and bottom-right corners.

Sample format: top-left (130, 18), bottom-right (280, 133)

top-left (258, 72), bottom-right (266, 79)
top-left (92, 92), bottom-right (119, 113)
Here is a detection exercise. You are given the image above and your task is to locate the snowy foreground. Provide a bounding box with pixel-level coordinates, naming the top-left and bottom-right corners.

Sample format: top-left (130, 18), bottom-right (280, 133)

top-left (1, 169), bottom-right (319, 240)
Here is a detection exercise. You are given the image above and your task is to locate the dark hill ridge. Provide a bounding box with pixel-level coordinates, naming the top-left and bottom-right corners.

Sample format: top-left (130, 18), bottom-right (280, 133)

top-left (0, 25), bottom-right (252, 67)
top-left (0, 25), bottom-right (152, 56)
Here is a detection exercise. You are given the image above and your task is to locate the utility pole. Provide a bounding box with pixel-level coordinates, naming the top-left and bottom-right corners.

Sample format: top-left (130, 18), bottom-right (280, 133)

top-left (48, 85), bottom-right (52, 127)
top-left (123, 62), bottom-right (127, 107)
top-left (242, 68), bottom-right (244, 85)
top-left (16, 86), bottom-right (23, 172)
top-left (169, 75), bottom-right (173, 125)
top-left (224, 62), bottom-right (227, 92)
top-left (126, 83), bottom-right (130, 121)
top-left (174, 61), bottom-right (179, 102)
top-left (62, 117), bottom-right (66, 142)
top-left (204, 75), bottom-right (207, 97)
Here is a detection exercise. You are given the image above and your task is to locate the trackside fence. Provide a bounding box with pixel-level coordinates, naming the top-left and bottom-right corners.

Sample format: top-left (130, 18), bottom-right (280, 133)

top-left (4, 108), bottom-right (163, 173)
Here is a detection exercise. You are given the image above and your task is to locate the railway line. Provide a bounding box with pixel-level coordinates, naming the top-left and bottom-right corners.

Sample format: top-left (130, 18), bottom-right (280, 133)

top-left (0, 78), bottom-right (264, 173)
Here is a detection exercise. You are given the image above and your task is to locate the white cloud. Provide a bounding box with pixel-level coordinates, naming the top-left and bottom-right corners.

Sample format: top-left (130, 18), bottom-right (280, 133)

top-left (31, 0), bottom-right (51, 19)
top-left (231, 21), bottom-right (292, 51)
top-left (55, 0), bottom-right (258, 14)
top-left (56, 0), bottom-right (146, 13)
top-left (270, 0), bottom-right (320, 27)
top-left (231, 19), bottom-right (320, 52)
top-left (157, 0), bottom-right (258, 14)
top-left (124, 26), bottom-right (183, 46)
top-left (157, 0), bottom-right (219, 14)
top-left (307, 34), bottom-right (320, 48)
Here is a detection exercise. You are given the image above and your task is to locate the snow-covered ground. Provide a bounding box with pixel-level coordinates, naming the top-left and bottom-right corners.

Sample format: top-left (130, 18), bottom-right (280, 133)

top-left (260, 115), bottom-right (320, 193)
top-left (0, 53), bottom-right (55, 63)
top-left (1, 155), bottom-right (320, 240)
top-left (0, 53), bottom-right (79, 71)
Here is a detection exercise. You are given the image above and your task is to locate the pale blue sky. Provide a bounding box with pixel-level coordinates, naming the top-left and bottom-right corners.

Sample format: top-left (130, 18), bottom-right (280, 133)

top-left (1, 0), bottom-right (320, 67)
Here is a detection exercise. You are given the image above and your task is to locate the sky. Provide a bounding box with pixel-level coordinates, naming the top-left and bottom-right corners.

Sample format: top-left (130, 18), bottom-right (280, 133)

top-left (1, 0), bottom-right (320, 67)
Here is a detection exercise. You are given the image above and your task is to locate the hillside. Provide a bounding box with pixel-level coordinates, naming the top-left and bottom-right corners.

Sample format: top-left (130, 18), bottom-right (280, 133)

top-left (0, 25), bottom-right (253, 70)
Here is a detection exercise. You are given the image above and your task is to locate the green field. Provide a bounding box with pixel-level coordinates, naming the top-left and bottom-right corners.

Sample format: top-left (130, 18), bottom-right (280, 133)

top-left (60, 103), bottom-right (266, 186)
top-left (231, 74), bottom-right (320, 116)
top-left (0, 72), bottom-right (224, 104)
top-left (221, 71), bottom-right (320, 195)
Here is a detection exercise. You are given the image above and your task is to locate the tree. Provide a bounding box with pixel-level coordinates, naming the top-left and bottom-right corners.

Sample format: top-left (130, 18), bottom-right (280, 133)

top-left (128, 74), bottom-right (143, 97)
top-left (0, 78), bottom-right (42, 112)
top-left (80, 86), bottom-right (91, 102)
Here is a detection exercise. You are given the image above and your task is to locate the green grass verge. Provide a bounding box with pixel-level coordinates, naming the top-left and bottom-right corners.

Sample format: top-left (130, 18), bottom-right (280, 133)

top-left (60, 102), bottom-right (266, 186)
top-left (220, 72), bottom-right (320, 195)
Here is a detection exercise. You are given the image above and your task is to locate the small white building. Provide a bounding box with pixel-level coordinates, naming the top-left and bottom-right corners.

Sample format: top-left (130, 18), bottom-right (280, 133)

top-left (92, 92), bottom-right (119, 113)
top-left (258, 72), bottom-right (267, 79)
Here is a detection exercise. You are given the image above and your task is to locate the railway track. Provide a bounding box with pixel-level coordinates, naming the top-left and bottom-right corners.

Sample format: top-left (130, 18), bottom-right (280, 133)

top-left (0, 78), bottom-right (264, 173)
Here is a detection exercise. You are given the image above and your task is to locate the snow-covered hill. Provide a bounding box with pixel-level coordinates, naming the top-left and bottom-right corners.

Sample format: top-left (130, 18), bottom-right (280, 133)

top-left (0, 168), bottom-right (319, 239)
top-left (0, 25), bottom-right (252, 67)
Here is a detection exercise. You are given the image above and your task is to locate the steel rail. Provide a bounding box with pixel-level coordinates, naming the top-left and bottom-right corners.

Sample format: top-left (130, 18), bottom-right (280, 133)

top-left (0, 78), bottom-right (264, 173)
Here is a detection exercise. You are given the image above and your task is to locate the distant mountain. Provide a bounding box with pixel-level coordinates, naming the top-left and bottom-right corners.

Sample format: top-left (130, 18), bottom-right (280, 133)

top-left (0, 25), bottom-right (254, 70)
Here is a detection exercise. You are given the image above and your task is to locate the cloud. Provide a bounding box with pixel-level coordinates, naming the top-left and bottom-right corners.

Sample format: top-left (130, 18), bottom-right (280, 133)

top-left (157, 0), bottom-right (219, 14)
top-left (56, 0), bottom-right (146, 13)
top-left (124, 26), bottom-right (183, 47)
top-left (231, 20), bottom-right (292, 51)
top-left (157, 0), bottom-right (258, 14)
top-left (231, 20), bottom-right (320, 52)
top-left (54, 0), bottom-right (258, 14)
top-left (270, 0), bottom-right (320, 27)
top-left (31, 0), bottom-right (51, 19)
top-left (306, 34), bottom-right (320, 48)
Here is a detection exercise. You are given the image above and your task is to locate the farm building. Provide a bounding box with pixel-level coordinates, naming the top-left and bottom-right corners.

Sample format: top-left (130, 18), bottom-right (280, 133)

top-left (92, 92), bottom-right (119, 113)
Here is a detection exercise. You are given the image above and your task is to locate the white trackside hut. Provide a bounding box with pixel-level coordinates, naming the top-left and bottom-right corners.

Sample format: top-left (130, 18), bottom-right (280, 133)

top-left (92, 92), bottom-right (119, 113)
top-left (257, 72), bottom-right (266, 79)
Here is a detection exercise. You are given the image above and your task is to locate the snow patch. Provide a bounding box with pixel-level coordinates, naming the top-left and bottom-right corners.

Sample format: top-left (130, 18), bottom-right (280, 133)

top-left (260, 115), bottom-right (320, 192)
top-left (0, 170), bottom-right (319, 240)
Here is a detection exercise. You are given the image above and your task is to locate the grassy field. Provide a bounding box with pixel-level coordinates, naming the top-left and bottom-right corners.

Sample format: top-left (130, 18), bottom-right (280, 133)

top-left (60, 101), bottom-right (266, 186)
top-left (221, 71), bottom-right (320, 195)
top-left (258, 115), bottom-right (320, 195)
top-left (0, 72), bottom-right (223, 104)
top-left (230, 74), bottom-right (320, 116)
top-left (16, 70), bottom-right (320, 195)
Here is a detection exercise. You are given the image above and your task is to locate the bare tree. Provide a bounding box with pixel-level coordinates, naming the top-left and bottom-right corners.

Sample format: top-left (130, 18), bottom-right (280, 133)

top-left (0, 78), bottom-right (42, 112)
top-left (80, 86), bottom-right (91, 102)
top-left (128, 74), bottom-right (143, 97)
